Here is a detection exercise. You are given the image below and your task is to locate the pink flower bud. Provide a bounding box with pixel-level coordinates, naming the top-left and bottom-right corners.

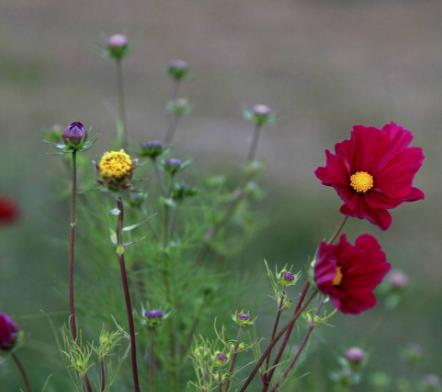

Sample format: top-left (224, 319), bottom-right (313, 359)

top-left (389, 270), bottom-right (408, 289)
top-left (346, 347), bottom-right (365, 363)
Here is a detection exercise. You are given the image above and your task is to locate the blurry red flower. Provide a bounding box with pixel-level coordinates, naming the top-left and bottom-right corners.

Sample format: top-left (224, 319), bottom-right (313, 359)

top-left (314, 234), bottom-right (390, 314)
top-left (315, 122), bottom-right (424, 230)
top-left (0, 197), bottom-right (19, 224)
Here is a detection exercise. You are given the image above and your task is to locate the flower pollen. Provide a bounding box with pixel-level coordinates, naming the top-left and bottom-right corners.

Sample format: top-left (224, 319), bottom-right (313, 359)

top-left (332, 266), bottom-right (343, 286)
top-left (350, 171), bottom-right (374, 193)
top-left (99, 150), bottom-right (133, 179)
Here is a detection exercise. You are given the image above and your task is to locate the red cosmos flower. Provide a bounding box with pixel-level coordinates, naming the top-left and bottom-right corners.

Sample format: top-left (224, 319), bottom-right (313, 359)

top-left (0, 196), bottom-right (19, 225)
top-left (315, 122), bottom-right (424, 230)
top-left (314, 234), bottom-right (390, 314)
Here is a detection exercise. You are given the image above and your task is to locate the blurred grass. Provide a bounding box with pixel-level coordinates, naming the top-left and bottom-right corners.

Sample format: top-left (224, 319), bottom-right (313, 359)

top-left (0, 0), bottom-right (441, 390)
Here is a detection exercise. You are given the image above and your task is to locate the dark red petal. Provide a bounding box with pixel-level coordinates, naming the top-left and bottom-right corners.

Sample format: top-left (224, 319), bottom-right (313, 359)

top-left (340, 203), bottom-right (392, 230)
top-left (375, 147), bottom-right (424, 199)
top-left (406, 187), bottom-right (425, 202)
top-left (334, 290), bottom-right (377, 314)
top-left (314, 242), bottom-right (339, 291)
top-left (315, 150), bottom-right (349, 187)
top-left (373, 122), bottom-right (414, 172)
top-left (365, 191), bottom-right (403, 210)
top-left (350, 125), bottom-right (384, 171)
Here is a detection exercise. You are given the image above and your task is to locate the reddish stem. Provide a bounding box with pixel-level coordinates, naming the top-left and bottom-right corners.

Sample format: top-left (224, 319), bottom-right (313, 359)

top-left (116, 197), bottom-right (141, 392)
top-left (238, 289), bottom-right (318, 392)
top-left (270, 297), bottom-right (326, 392)
top-left (82, 374), bottom-right (93, 392)
top-left (261, 293), bottom-right (285, 387)
top-left (262, 282), bottom-right (311, 390)
top-left (99, 359), bottom-right (106, 392)
top-left (12, 353), bottom-right (31, 392)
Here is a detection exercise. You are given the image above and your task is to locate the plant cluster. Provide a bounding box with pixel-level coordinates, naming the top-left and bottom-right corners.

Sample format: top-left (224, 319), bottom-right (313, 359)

top-left (0, 33), bottom-right (437, 392)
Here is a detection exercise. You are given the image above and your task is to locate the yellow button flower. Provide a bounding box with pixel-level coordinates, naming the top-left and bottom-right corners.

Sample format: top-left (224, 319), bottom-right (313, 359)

top-left (98, 150), bottom-right (134, 191)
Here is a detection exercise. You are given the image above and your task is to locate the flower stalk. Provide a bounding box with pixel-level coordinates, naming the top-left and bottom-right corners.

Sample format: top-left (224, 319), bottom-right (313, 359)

top-left (99, 359), bottom-right (106, 392)
top-left (116, 197), bottom-right (141, 392)
top-left (69, 150), bottom-right (78, 341)
top-left (115, 59), bottom-right (128, 150)
top-left (223, 328), bottom-right (242, 392)
top-left (261, 282), bottom-right (311, 391)
top-left (247, 123), bottom-right (263, 162)
top-left (12, 353), bottom-right (31, 392)
top-left (269, 296), bottom-right (326, 392)
top-left (148, 328), bottom-right (156, 392)
top-left (239, 288), bottom-right (318, 392)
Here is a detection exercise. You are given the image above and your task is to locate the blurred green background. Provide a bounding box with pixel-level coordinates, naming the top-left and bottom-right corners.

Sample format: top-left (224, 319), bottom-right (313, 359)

top-left (0, 0), bottom-right (440, 390)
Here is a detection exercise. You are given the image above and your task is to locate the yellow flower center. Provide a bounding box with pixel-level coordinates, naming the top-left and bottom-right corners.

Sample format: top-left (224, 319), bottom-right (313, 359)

top-left (332, 266), bottom-right (343, 286)
top-left (350, 171), bottom-right (374, 193)
top-left (99, 150), bottom-right (133, 179)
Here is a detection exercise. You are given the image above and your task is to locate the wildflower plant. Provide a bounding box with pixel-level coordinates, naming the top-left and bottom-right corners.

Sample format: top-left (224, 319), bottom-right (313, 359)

top-left (1, 31), bottom-right (433, 392)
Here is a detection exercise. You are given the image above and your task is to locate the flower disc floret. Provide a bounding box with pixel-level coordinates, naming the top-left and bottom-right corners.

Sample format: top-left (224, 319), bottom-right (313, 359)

top-left (98, 150), bottom-right (134, 190)
top-left (99, 150), bottom-right (133, 179)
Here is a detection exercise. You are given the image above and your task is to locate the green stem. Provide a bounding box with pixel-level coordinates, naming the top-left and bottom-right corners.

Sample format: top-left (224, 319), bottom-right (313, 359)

top-left (164, 80), bottom-right (181, 145)
top-left (247, 123), bottom-right (263, 162)
top-left (195, 187), bottom-right (246, 264)
top-left (162, 196), bottom-right (178, 390)
top-left (115, 59), bottom-right (128, 150)
top-left (152, 159), bottom-right (166, 196)
top-left (69, 150), bottom-right (78, 341)
top-left (328, 216), bottom-right (348, 244)
top-left (148, 328), bottom-right (156, 392)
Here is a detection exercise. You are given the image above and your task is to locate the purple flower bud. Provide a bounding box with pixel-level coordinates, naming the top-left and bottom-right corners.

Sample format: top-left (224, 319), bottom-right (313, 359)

top-left (245, 104), bottom-right (274, 126)
top-left (282, 271), bottom-right (294, 282)
top-left (346, 347), bottom-right (365, 363)
top-left (237, 312), bottom-right (251, 321)
top-left (167, 59), bottom-right (189, 80)
top-left (63, 122), bottom-right (87, 148)
top-left (109, 34), bottom-right (128, 48)
top-left (108, 34), bottom-right (129, 59)
top-left (144, 309), bottom-right (164, 319)
top-left (0, 312), bottom-right (18, 351)
top-left (140, 140), bottom-right (164, 159)
top-left (252, 104), bottom-right (272, 117)
top-left (164, 158), bottom-right (182, 175)
top-left (389, 270), bottom-right (408, 289)
top-left (423, 374), bottom-right (441, 388)
top-left (216, 352), bottom-right (228, 362)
